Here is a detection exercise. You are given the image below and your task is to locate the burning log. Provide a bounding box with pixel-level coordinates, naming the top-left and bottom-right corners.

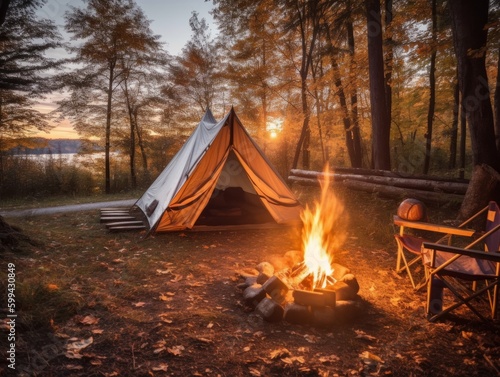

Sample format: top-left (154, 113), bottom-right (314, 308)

top-left (237, 165), bottom-right (365, 327)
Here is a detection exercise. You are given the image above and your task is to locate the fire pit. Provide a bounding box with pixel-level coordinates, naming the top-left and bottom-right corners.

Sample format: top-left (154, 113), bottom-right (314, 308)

top-left (237, 169), bottom-right (364, 326)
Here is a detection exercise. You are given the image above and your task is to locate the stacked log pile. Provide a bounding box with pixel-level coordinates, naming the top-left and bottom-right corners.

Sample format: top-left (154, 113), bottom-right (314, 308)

top-left (288, 168), bottom-right (470, 205)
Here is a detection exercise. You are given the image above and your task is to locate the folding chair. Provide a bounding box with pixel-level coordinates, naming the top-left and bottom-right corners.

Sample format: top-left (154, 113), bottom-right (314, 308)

top-left (393, 214), bottom-right (475, 290)
top-left (422, 201), bottom-right (500, 322)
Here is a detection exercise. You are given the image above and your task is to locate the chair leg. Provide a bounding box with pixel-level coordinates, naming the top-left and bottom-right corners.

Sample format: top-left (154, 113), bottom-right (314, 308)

top-left (427, 276), bottom-right (498, 322)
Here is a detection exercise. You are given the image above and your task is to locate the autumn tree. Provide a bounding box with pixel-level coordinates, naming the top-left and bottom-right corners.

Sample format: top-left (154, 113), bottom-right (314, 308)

top-left (449, 0), bottom-right (500, 216)
top-left (365, 0), bottom-right (390, 170)
top-left (62, 0), bottom-right (162, 193)
top-left (165, 12), bottom-right (222, 125)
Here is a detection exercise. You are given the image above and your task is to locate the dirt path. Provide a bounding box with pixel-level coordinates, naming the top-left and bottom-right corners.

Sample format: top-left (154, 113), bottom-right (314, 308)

top-left (0, 199), bottom-right (137, 218)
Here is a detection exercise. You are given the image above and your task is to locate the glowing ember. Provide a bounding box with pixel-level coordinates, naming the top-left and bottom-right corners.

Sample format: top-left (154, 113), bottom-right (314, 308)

top-left (299, 165), bottom-right (346, 290)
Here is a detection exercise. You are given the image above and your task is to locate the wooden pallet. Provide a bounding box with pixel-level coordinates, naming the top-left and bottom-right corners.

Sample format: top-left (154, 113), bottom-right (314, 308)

top-left (100, 216), bottom-right (136, 223)
top-left (105, 220), bottom-right (144, 228)
top-left (108, 224), bottom-right (146, 232)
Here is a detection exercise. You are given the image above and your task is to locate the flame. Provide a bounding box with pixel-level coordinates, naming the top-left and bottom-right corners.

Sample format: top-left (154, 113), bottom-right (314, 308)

top-left (300, 165), bottom-right (346, 290)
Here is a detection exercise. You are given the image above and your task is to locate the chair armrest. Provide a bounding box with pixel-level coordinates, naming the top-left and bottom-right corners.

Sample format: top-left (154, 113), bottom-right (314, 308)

top-left (422, 242), bottom-right (500, 263)
top-left (394, 216), bottom-right (475, 237)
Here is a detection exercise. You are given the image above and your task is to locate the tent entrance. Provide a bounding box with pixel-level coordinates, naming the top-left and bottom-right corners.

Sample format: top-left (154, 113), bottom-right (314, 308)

top-left (195, 151), bottom-right (274, 226)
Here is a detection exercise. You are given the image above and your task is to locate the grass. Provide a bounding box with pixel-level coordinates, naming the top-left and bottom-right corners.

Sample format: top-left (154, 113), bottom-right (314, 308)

top-left (1, 185), bottom-right (496, 376)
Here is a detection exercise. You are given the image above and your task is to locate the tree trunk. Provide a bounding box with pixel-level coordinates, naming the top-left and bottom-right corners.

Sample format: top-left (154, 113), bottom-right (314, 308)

top-left (423, 0), bottom-right (437, 174)
top-left (326, 30), bottom-right (361, 168)
top-left (495, 45), bottom-right (500, 151)
top-left (105, 61), bottom-right (115, 194)
top-left (291, 1), bottom-right (320, 170)
top-left (449, 78), bottom-right (459, 169)
top-left (459, 94), bottom-right (467, 179)
top-left (123, 77), bottom-right (137, 190)
top-left (384, 0), bottom-right (393, 124)
top-left (366, 0), bottom-right (391, 170)
top-left (134, 110), bottom-right (148, 179)
top-left (449, 0), bottom-right (500, 213)
top-left (458, 164), bottom-right (500, 220)
top-left (347, 19), bottom-right (363, 167)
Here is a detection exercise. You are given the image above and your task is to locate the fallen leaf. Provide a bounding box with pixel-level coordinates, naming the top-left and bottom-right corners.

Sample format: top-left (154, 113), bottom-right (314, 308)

top-left (249, 368), bottom-right (261, 376)
top-left (319, 354), bottom-right (340, 364)
top-left (66, 364), bottom-right (83, 370)
top-left (355, 330), bottom-right (376, 342)
top-left (92, 329), bottom-right (104, 334)
top-left (359, 351), bottom-right (384, 365)
top-left (270, 348), bottom-right (290, 359)
top-left (67, 337), bottom-right (93, 352)
top-left (171, 274), bottom-right (183, 282)
top-left (167, 345), bottom-right (185, 356)
top-left (80, 315), bottom-right (99, 325)
top-left (159, 294), bottom-right (171, 301)
top-left (152, 363), bottom-right (169, 371)
top-left (156, 269), bottom-right (172, 275)
top-left (133, 302), bottom-right (146, 307)
top-left (243, 346), bottom-right (251, 352)
top-left (47, 283), bottom-right (59, 290)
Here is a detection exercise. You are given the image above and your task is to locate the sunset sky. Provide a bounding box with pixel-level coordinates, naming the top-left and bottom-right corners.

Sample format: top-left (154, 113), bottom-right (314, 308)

top-left (34, 0), bottom-right (215, 139)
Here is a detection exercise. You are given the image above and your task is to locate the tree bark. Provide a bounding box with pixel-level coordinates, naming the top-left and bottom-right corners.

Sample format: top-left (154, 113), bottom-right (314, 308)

top-left (449, 0), bottom-right (500, 212)
top-left (458, 164), bottom-right (500, 220)
top-left (449, 0), bottom-right (499, 171)
top-left (449, 78), bottom-right (459, 169)
top-left (384, 0), bottom-right (393, 124)
top-left (423, 0), bottom-right (437, 174)
top-left (365, 0), bottom-right (391, 170)
top-left (495, 45), bottom-right (500, 151)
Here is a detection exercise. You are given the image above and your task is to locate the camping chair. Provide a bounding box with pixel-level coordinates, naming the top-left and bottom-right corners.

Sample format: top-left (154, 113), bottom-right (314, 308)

top-left (394, 214), bottom-right (476, 290)
top-left (422, 201), bottom-right (500, 322)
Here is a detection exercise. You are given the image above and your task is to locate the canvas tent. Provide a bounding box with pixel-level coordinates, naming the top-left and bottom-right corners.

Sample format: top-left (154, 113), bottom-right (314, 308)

top-left (134, 108), bottom-right (303, 233)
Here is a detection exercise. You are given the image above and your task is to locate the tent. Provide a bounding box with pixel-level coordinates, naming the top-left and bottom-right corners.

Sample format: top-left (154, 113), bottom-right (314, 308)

top-left (134, 108), bottom-right (303, 233)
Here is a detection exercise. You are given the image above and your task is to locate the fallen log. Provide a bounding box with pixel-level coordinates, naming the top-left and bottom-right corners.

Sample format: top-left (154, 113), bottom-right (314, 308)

top-left (288, 174), bottom-right (468, 195)
top-left (342, 180), bottom-right (464, 205)
top-left (290, 168), bottom-right (469, 184)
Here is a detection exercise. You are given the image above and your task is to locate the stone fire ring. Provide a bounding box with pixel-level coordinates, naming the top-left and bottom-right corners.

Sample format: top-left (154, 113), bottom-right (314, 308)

top-left (237, 250), bottom-right (365, 327)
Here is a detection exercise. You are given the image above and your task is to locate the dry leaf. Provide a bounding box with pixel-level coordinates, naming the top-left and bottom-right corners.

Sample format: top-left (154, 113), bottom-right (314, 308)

top-left (153, 347), bottom-right (166, 354)
top-left (167, 345), bottom-right (185, 356)
top-left (156, 269), bottom-right (172, 275)
top-left (152, 363), bottom-right (169, 371)
top-left (355, 330), bottom-right (376, 342)
top-left (207, 322), bottom-right (214, 329)
top-left (65, 350), bottom-right (83, 359)
top-left (249, 368), bottom-right (261, 376)
top-left (66, 364), bottom-right (83, 370)
top-left (47, 283), bottom-right (59, 290)
top-left (171, 274), bottom-right (183, 282)
top-left (133, 302), bottom-right (146, 307)
top-left (67, 337), bottom-right (93, 352)
top-left (159, 294), bottom-right (171, 301)
top-left (80, 315), bottom-right (99, 325)
top-left (359, 351), bottom-right (384, 365)
top-left (270, 348), bottom-right (290, 359)
top-left (243, 346), bottom-right (251, 352)
top-left (92, 329), bottom-right (104, 334)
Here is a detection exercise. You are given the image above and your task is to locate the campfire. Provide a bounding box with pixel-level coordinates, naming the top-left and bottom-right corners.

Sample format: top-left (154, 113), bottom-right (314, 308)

top-left (238, 167), bottom-right (363, 326)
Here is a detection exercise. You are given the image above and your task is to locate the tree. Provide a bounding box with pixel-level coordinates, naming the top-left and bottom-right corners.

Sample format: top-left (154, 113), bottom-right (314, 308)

top-left (365, 0), bottom-right (391, 170)
top-left (0, 0), bottom-right (61, 140)
top-left (449, 0), bottom-right (500, 216)
top-left (63, 0), bottom-right (161, 193)
top-left (423, 0), bottom-right (437, 174)
top-left (165, 12), bottom-right (222, 124)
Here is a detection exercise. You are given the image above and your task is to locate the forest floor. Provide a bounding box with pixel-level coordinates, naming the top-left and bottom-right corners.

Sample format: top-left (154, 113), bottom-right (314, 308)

top-left (1, 185), bottom-right (499, 377)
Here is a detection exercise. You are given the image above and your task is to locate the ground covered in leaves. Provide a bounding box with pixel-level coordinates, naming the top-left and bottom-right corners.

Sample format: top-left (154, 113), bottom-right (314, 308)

top-left (1, 187), bottom-right (499, 376)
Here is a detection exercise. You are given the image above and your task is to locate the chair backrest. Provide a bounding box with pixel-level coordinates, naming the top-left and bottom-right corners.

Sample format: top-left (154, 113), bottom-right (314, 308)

top-left (485, 201), bottom-right (500, 252)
